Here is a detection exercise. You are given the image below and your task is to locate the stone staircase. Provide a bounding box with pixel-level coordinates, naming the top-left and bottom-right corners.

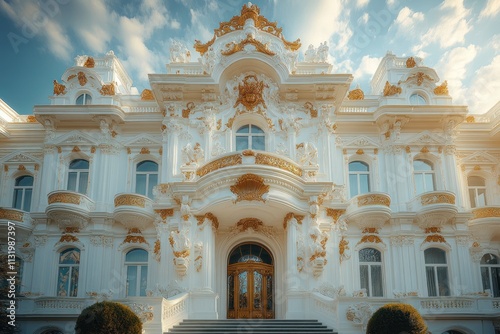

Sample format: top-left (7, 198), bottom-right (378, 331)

top-left (166, 319), bottom-right (337, 334)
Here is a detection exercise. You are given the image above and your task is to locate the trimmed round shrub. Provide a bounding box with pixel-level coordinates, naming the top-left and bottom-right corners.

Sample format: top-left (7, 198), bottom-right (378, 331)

top-left (75, 301), bottom-right (142, 334)
top-left (366, 303), bottom-right (427, 334)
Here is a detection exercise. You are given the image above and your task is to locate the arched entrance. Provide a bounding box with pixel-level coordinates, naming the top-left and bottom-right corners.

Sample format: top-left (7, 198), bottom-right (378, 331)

top-left (227, 242), bottom-right (274, 319)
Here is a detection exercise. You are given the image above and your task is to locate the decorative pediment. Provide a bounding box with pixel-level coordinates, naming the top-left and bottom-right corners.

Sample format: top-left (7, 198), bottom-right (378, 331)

top-left (400, 67), bottom-right (439, 88)
top-left (50, 130), bottom-right (99, 146)
top-left (344, 136), bottom-right (379, 148)
top-left (61, 67), bottom-right (103, 91)
top-left (459, 151), bottom-right (499, 165)
top-left (406, 131), bottom-right (445, 146)
top-left (124, 134), bottom-right (162, 147)
top-left (1, 151), bottom-right (41, 164)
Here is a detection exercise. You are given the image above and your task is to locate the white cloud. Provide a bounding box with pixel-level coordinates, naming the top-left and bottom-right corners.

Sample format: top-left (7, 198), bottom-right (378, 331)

top-left (479, 0), bottom-right (500, 18)
top-left (356, 0), bottom-right (370, 9)
top-left (416, 0), bottom-right (471, 51)
top-left (435, 45), bottom-right (477, 104)
top-left (490, 34), bottom-right (500, 51)
top-left (468, 55), bottom-right (500, 113)
top-left (353, 55), bottom-right (382, 81)
top-left (393, 7), bottom-right (424, 31)
top-left (358, 13), bottom-right (369, 25)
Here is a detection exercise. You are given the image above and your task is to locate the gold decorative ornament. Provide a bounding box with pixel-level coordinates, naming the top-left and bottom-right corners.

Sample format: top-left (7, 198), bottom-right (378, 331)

top-left (26, 115), bottom-right (38, 123)
top-left (155, 209), bottom-right (174, 221)
top-left (466, 116), bottom-right (475, 123)
top-left (84, 57), bottom-right (95, 68)
top-left (407, 71), bottom-right (433, 86)
top-left (424, 227), bottom-right (441, 234)
top-left (348, 88), bottom-right (364, 100)
top-left (339, 236), bottom-right (349, 263)
top-left (424, 234), bottom-right (447, 243)
top-left (77, 71), bottom-right (87, 86)
top-left (383, 81), bottom-right (402, 96)
top-left (304, 102), bottom-right (318, 118)
top-left (357, 194), bottom-right (390, 207)
top-left (195, 212), bottom-right (219, 229)
top-left (230, 173), bottom-right (269, 203)
top-left (405, 146), bottom-right (411, 153)
top-left (90, 146), bottom-right (96, 154)
top-left (374, 148), bottom-right (378, 155)
top-left (53, 80), bottom-right (66, 95)
top-left (356, 149), bottom-right (364, 155)
top-left (193, 3), bottom-right (300, 55)
top-left (18, 164), bottom-right (26, 171)
top-left (420, 146), bottom-right (429, 153)
top-left (282, 212), bottom-right (304, 229)
top-left (255, 153), bottom-right (303, 176)
top-left (48, 192), bottom-right (82, 205)
top-left (472, 207), bottom-right (500, 219)
top-left (473, 165), bottom-right (481, 170)
top-left (3, 165), bottom-right (8, 172)
top-left (434, 81), bottom-right (449, 95)
top-left (154, 239), bottom-right (161, 257)
top-left (67, 74), bottom-right (76, 81)
top-left (358, 234), bottom-right (383, 245)
top-left (57, 147), bottom-right (62, 153)
top-left (0, 209), bottom-right (24, 222)
top-left (59, 234), bottom-right (79, 243)
top-left (235, 217), bottom-right (264, 232)
top-left (196, 154), bottom-right (242, 177)
top-left (420, 193), bottom-right (455, 205)
top-left (241, 149), bottom-right (255, 156)
top-left (221, 33), bottom-right (276, 56)
top-left (114, 194), bottom-right (146, 208)
top-left (127, 147), bottom-right (132, 154)
top-left (123, 228), bottom-right (149, 245)
top-left (34, 164), bottom-right (39, 171)
top-left (100, 83), bottom-right (115, 96)
top-left (72, 146), bottom-right (80, 152)
top-left (140, 147), bottom-right (150, 154)
top-left (233, 74), bottom-right (268, 111)
top-left (141, 89), bottom-right (155, 100)
top-left (406, 57), bottom-right (416, 68)
top-left (182, 102), bottom-right (195, 118)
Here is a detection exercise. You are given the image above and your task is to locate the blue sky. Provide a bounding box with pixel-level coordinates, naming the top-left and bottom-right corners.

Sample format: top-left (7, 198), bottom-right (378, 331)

top-left (0, 0), bottom-right (499, 115)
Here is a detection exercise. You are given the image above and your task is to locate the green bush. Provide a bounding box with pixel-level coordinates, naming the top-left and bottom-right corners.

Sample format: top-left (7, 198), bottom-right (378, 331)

top-left (75, 301), bottom-right (142, 334)
top-left (366, 303), bottom-right (427, 334)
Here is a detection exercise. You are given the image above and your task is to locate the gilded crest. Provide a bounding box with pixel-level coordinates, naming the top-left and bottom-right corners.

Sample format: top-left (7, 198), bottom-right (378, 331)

top-left (230, 173), bottom-right (269, 203)
top-left (347, 88), bottom-right (364, 100)
top-left (233, 75), bottom-right (267, 111)
top-left (77, 71), bottom-right (87, 86)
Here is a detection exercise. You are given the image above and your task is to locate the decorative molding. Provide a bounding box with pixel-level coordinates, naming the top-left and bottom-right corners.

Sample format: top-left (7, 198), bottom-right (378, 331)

top-left (346, 302), bottom-right (373, 331)
top-left (326, 208), bottom-right (345, 223)
top-left (89, 235), bottom-right (113, 247)
top-left (195, 212), bottom-right (219, 230)
top-left (339, 236), bottom-right (350, 264)
top-left (0, 208), bottom-right (25, 222)
top-left (383, 81), bottom-right (401, 96)
top-left (282, 212), bottom-right (304, 229)
top-left (313, 283), bottom-right (346, 299)
top-left (230, 173), bottom-right (269, 203)
top-left (357, 194), bottom-right (390, 207)
top-left (48, 192), bottom-right (81, 205)
top-left (114, 194), bottom-right (146, 208)
top-left (122, 228), bottom-right (149, 246)
top-left (420, 192), bottom-right (455, 205)
top-left (255, 153), bottom-right (303, 176)
top-left (196, 154), bottom-right (242, 177)
top-left (390, 235), bottom-right (414, 246)
top-left (472, 207), bottom-right (500, 219)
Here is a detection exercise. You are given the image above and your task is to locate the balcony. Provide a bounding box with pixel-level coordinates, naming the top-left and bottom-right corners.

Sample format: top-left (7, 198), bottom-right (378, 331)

top-left (408, 191), bottom-right (457, 228)
top-left (468, 206), bottom-right (500, 241)
top-left (343, 192), bottom-right (391, 229)
top-left (46, 191), bottom-right (95, 229)
top-left (0, 208), bottom-right (33, 240)
top-left (113, 193), bottom-right (155, 230)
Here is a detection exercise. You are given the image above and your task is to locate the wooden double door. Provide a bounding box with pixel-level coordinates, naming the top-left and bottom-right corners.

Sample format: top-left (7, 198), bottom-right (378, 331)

top-left (227, 261), bottom-right (274, 319)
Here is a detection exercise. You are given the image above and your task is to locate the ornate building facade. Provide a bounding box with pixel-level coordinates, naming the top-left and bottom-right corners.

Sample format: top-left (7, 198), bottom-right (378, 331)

top-left (1, 3), bottom-right (499, 334)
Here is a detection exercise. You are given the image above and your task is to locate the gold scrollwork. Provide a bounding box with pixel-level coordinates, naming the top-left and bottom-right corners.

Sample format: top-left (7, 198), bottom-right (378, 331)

top-left (196, 154), bottom-right (242, 177)
top-left (77, 71), bottom-right (87, 86)
top-left (141, 89), bottom-right (155, 100)
top-left (383, 81), bottom-right (402, 96)
top-left (195, 212), bottom-right (219, 229)
top-left (357, 194), bottom-right (390, 207)
top-left (155, 209), bottom-right (174, 221)
top-left (236, 217), bottom-right (264, 232)
top-left (282, 212), bottom-right (304, 229)
top-left (347, 88), bottom-right (364, 100)
top-left (48, 192), bottom-right (82, 205)
top-left (434, 81), bottom-right (449, 95)
top-left (53, 80), bottom-right (66, 95)
top-left (406, 57), bottom-right (416, 68)
top-left (0, 209), bottom-right (24, 222)
top-left (420, 193), bottom-right (455, 205)
top-left (472, 207), bottom-right (500, 219)
top-left (255, 153), bottom-right (303, 177)
top-left (114, 195), bottom-right (146, 208)
top-left (84, 57), bottom-right (95, 68)
top-left (326, 208), bottom-right (345, 223)
top-left (221, 34), bottom-right (276, 56)
top-left (233, 75), bottom-right (268, 111)
top-left (100, 83), bottom-right (115, 96)
top-left (230, 174), bottom-right (269, 203)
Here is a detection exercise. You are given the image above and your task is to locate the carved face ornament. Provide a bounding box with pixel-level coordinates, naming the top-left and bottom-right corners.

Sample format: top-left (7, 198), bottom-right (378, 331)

top-left (233, 74), bottom-right (267, 111)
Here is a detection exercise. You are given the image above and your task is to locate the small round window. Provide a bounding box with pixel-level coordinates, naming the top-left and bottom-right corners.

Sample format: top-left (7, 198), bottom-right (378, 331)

top-left (76, 93), bottom-right (92, 105)
top-left (409, 93), bottom-right (426, 105)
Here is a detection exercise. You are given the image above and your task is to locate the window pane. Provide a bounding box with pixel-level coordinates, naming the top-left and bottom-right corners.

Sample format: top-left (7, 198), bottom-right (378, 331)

top-left (481, 267), bottom-right (491, 291)
top-left (137, 161), bottom-right (158, 172)
top-left (252, 136), bottom-right (265, 150)
top-left (16, 175), bottom-right (33, 186)
top-left (360, 174), bottom-right (370, 194)
top-left (415, 174), bottom-right (424, 195)
top-left (359, 248), bottom-right (381, 262)
top-left (126, 249), bottom-right (148, 262)
top-left (79, 172), bottom-right (88, 194)
top-left (67, 172), bottom-right (77, 191)
top-left (426, 267), bottom-right (437, 296)
top-left (136, 174), bottom-right (147, 195)
top-left (492, 267), bottom-right (500, 297)
top-left (437, 267), bottom-right (450, 296)
top-left (251, 125), bottom-right (264, 134)
top-left (414, 160), bottom-right (432, 171)
top-left (349, 174), bottom-right (359, 197)
top-left (469, 189), bottom-right (477, 208)
top-left (70, 159), bottom-right (89, 169)
top-left (425, 248), bottom-right (446, 264)
top-left (60, 248), bottom-right (80, 264)
top-left (57, 267), bottom-right (70, 296)
top-left (127, 266), bottom-right (137, 296)
top-left (424, 174), bottom-right (435, 191)
top-left (360, 265), bottom-right (369, 295)
top-left (349, 161), bottom-right (369, 172)
top-left (76, 94), bottom-right (84, 105)
top-left (477, 189), bottom-right (487, 206)
top-left (70, 267), bottom-right (79, 297)
top-left (148, 174), bottom-right (158, 198)
top-left (371, 265), bottom-right (383, 297)
top-left (13, 189), bottom-right (23, 210)
top-left (23, 189), bottom-right (32, 212)
top-left (236, 125), bottom-right (249, 133)
top-left (481, 254), bottom-right (499, 265)
top-left (236, 136), bottom-right (248, 150)
top-left (140, 265), bottom-right (148, 296)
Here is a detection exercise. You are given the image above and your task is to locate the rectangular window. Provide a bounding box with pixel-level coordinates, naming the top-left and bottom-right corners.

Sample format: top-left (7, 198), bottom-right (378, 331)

top-left (127, 266), bottom-right (138, 296)
top-left (437, 267), bottom-right (450, 296)
top-left (360, 174), bottom-right (370, 194)
top-left (426, 266), bottom-right (437, 296)
top-left (67, 172), bottom-right (78, 191)
top-left (349, 174), bottom-right (358, 197)
top-left (360, 265), bottom-right (369, 295)
top-left (136, 174), bottom-right (147, 196)
top-left (371, 265), bottom-right (383, 297)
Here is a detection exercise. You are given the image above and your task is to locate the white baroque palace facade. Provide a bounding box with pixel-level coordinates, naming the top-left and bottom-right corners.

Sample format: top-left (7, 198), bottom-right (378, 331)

top-left (1, 4), bottom-right (499, 334)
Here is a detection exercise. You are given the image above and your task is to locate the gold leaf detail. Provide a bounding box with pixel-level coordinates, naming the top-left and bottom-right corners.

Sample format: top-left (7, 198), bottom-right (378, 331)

top-left (348, 88), bottom-right (364, 100)
top-left (141, 89), bottom-right (155, 100)
top-left (196, 154), bottom-right (242, 177)
top-left (255, 153), bottom-right (302, 176)
top-left (233, 75), bottom-right (268, 111)
top-left (420, 193), bottom-right (455, 205)
top-left (100, 83), bottom-right (115, 96)
top-left (357, 194), bottom-right (390, 207)
top-left (53, 80), bottom-right (66, 95)
top-left (48, 192), bottom-right (81, 205)
top-left (0, 209), bottom-right (24, 222)
top-left (84, 57), bottom-right (95, 68)
top-left (230, 173), bottom-right (269, 203)
top-left (383, 81), bottom-right (401, 96)
top-left (406, 57), bottom-right (416, 68)
top-left (434, 81), bottom-right (449, 95)
top-left (114, 194), bottom-right (146, 208)
top-left (221, 34), bottom-right (276, 56)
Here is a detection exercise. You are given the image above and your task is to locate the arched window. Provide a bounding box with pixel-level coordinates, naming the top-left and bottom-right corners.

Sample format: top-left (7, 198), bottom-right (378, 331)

top-left (67, 159), bottom-right (89, 194)
top-left (125, 249), bottom-right (148, 297)
top-left (468, 176), bottom-right (487, 208)
top-left (413, 159), bottom-right (435, 194)
top-left (480, 253), bottom-right (500, 297)
top-left (236, 125), bottom-right (265, 151)
top-left (410, 93), bottom-right (427, 105)
top-left (135, 160), bottom-right (158, 199)
top-left (57, 248), bottom-right (80, 297)
top-left (424, 248), bottom-right (450, 296)
top-left (76, 93), bottom-right (92, 105)
top-left (13, 175), bottom-right (33, 211)
top-left (228, 243), bottom-right (273, 265)
top-left (359, 248), bottom-right (383, 297)
top-left (349, 161), bottom-right (370, 197)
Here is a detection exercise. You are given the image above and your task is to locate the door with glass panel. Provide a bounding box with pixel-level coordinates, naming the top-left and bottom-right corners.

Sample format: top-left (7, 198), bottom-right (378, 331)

top-left (227, 243), bottom-right (274, 319)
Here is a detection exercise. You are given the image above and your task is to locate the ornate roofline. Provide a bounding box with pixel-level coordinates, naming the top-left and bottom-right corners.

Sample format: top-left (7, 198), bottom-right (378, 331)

top-left (193, 2), bottom-right (301, 55)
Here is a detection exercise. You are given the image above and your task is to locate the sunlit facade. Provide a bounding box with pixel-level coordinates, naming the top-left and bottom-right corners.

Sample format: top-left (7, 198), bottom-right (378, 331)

top-left (1, 3), bottom-right (499, 334)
